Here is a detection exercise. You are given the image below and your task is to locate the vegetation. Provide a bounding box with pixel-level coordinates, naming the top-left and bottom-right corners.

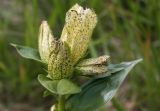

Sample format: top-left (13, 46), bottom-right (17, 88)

top-left (0, 0), bottom-right (159, 111)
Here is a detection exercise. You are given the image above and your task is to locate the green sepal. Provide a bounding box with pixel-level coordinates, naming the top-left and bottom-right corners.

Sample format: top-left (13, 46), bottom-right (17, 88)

top-left (11, 43), bottom-right (43, 63)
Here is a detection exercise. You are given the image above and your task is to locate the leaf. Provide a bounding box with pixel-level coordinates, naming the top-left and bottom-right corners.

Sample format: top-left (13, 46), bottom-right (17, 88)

top-left (43, 90), bottom-right (53, 97)
top-left (38, 75), bottom-right (81, 95)
top-left (57, 79), bottom-right (81, 95)
top-left (11, 43), bottom-right (42, 63)
top-left (38, 74), bottom-right (59, 94)
top-left (66, 59), bottom-right (142, 111)
top-left (108, 64), bottom-right (125, 74)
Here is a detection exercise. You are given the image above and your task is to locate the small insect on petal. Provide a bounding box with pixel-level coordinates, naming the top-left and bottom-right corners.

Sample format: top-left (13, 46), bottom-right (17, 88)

top-left (60, 4), bottom-right (97, 65)
top-left (38, 21), bottom-right (56, 64)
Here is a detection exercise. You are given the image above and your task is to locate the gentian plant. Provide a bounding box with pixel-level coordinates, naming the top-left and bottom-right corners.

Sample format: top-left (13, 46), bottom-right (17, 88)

top-left (12, 4), bottom-right (142, 111)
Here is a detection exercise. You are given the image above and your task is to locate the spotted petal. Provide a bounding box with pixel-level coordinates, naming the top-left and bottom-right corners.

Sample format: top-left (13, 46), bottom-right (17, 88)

top-left (60, 4), bottom-right (97, 65)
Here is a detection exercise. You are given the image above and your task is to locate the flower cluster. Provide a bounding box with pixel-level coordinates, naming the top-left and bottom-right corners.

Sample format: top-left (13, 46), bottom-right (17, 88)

top-left (38, 4), bottom-right (109, 80)
top-left (12, 3), bottom-right (141, 111)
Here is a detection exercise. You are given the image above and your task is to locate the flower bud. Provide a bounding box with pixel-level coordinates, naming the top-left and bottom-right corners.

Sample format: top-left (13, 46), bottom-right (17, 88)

top-left (38, 21), bottom-right (56, 64)
top-left (60, 4), bottom-right (97, 65)
top-left (76, 55), bottom-right (110, 75)
top-left (77, 55), bottom-right (110, 66)
top-left (76, 65), bottom-right (108, 75)
top-left (48, 41), bottom-right (73, 80)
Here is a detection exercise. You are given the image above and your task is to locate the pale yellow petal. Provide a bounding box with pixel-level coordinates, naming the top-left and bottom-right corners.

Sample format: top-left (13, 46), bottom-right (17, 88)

top-left (60, 4), bottom-right (97, 64)
top-left (38, 21), bottom-right (56, 63)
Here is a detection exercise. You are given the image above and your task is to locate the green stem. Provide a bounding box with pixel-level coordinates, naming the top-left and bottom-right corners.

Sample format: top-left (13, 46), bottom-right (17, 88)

top-left (58, 95), bottom-right (65, 111)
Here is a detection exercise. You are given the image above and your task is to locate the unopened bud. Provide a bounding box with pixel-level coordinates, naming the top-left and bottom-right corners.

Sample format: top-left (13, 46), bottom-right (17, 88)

top-left (38, 21), bottom-right (56, 64)
top-left (76, 55), bottom-right (110, 75)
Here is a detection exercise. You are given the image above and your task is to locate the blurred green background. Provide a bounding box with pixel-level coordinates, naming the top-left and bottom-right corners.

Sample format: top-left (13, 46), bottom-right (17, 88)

top-left (0, 0), bottom-right (160, 111)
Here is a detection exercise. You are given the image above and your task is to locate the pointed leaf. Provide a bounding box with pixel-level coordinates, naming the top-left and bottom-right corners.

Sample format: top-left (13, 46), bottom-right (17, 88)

top-left (66, 59), bottom-right (142, 111)
top-left (11, 43), bottom-right (42, 63)
top-left (57, 79), bottom-right (81, 95)
top-left (38, 74), bottom-right (59, 94)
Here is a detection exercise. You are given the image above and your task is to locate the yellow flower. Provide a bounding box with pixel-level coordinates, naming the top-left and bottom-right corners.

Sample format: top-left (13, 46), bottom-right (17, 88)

top-left (38, 4), bottom-right (107, 80)
top-left (38, 21), bottom-right (73, 80)
top-left (60, 4), bottom-right (97, 64)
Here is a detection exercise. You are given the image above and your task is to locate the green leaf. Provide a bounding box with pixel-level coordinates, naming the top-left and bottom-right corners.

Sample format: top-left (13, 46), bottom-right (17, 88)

top-left (43, 90), bottom-right (53, 97)
top-left (11, 43), bottom-right (42, 63)
top-left (57, 79), bottom-right (81, 95)
top-left (108, 64), bottom-right (125, 74)
top-left (38, 74), bottom-right (59, 94)
top-left (38, 75), bottom-right (81, 95)
top-left (66, 59), bottom-right (142, 111)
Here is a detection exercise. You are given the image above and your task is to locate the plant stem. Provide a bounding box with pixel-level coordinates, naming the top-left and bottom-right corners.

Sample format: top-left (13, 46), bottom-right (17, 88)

top-left (58, 95), bottom-right (65, 111)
